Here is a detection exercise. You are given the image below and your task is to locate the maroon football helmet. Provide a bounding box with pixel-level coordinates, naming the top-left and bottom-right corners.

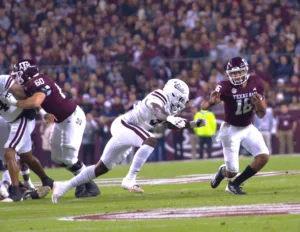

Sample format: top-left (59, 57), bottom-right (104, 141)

top-left (226, 57), bottom-right (249, 85)
top-left (11, 60), bottom-right (39, 85)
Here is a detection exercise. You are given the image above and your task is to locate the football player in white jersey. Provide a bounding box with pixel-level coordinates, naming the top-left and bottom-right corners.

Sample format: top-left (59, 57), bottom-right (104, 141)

top-left (52, 79), bottom-right (207, 203)
top-left (0, 74), bottom-right (53, 201)
top-left (0, 116), bottom-right (35, 190)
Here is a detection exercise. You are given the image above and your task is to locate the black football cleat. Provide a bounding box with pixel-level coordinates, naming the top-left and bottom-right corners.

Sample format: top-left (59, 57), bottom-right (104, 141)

top-left (225, 181), bottom-right (247, 195)
top-left (77, 181), bottom-right (100, 198)
top-left (74, 184), bottom-right (86, 198)
top-left (1, 186), bottom-right (23, 202)
top-left (42, 177), bottom-right (54, 189)
top-left (211, 164), bottom-right (225, 189)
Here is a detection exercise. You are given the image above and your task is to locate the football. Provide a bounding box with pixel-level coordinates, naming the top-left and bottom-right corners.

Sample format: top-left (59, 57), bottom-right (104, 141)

top-left (251, 93), bottom-right (266, 111)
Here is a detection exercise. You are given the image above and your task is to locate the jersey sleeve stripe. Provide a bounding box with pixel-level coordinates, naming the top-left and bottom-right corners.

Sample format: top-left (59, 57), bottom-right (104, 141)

top-left (5, 76), bottom-right (14, 90)
top-left (154, 91), bottom-right (167, 104)
top-left (151, 93), bottom-right (166, 105)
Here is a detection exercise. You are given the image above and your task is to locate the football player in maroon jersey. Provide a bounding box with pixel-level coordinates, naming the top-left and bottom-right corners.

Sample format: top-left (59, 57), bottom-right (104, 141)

top-left (202, 57), bottom-right (269, 194)
top-left (7, 60), bottom-right (100, 198)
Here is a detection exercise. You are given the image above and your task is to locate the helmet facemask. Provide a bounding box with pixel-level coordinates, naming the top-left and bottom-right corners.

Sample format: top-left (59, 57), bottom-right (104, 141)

top-left (166, 91), bottom-right (189, 115)
top-left (10, 67), bottom-right (24, 85)
top-left (227, 67), bottom-right (249, 86)
top-left (163, 79), bottom-right (190, 115)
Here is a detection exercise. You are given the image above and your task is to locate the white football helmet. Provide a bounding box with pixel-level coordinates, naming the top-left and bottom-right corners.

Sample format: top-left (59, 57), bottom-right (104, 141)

top-left (163, 79), bottom-right (189, 115)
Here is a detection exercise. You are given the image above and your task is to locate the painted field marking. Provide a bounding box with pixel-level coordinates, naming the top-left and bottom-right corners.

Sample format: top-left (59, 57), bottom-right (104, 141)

top-left (59, 202), bottom-right (300, 221)
top-left (35, 170), bottom-right (300, 187)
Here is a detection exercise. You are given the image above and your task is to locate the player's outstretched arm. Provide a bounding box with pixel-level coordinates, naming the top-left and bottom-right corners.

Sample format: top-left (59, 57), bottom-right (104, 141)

top-left (201, 91), bottom-right (221, 110)
top-left (8, 92), bottom-right (46, 109)
top-left (151, 102), bottom-right (186, 129)
top-left (166, 118), bottom-right (207, 130)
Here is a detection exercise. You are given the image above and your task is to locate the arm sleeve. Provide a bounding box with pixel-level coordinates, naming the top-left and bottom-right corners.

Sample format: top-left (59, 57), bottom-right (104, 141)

top-left (0, 75), bottom-right (15, 93)
top-left (145, 95), bottom-right (165, 109)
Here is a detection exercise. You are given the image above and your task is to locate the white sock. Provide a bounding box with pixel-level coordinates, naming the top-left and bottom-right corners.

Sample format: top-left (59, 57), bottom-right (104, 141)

top-left (125, 144), bottom-right (154, 181)
top-left (67, 165), bottom-right (96, 189)
top-left (2, 170), bottom-right (11, 186)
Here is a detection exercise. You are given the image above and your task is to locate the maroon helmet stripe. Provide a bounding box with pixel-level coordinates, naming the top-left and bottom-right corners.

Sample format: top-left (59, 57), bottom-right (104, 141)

top-left (5, 76), bottom-right (13, 90)
top-left (154, 91), bottom-right (167, 104)
top-left (12, 118), bottom-right (27, 149)
top-left (121, 120), bottom-right (147, 140)
top-left (151, 93), bottom-right (166, 105)
top-left (9, 117), bottom-right (24, 148)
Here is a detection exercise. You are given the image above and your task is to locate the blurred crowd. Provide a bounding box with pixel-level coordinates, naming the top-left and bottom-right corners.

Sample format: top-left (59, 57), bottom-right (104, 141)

top-left (0, 0), bottom-right (299, 163)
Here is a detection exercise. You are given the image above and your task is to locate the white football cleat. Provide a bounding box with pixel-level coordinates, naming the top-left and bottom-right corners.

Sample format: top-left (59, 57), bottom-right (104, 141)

top-left (0, 181), bottom-right (9, 200)
top-left (121, 178), bottom-right (144, 193)
top-left (51, 181), bottom-right (69, 204)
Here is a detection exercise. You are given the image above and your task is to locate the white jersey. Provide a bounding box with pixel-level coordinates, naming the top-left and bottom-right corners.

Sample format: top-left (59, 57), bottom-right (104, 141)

top-left (0, 75), bottom-right (22, 122)
top-left (122, 89), bottom-right (169, 131)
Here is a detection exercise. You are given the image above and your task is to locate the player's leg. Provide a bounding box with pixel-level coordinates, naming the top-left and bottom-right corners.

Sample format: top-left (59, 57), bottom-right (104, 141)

top-left (18, 161), bottom-right (35, 189)
top-left (211, 124), bottom-right (242, 191)
top-left (4, 118), bottom-right (25, 201)
top-left (120, 120), bottom-right (156, 192)
top-left (59, 107), bottom-right (99, 197)
top-left (0, 170), bottom-right (11, 199)
top-left (16, 119), bottom-right (54, 188)
top-left (232, 125), bottom-right (269, 188)
top-left (52, 136), bottom-right (131, 203)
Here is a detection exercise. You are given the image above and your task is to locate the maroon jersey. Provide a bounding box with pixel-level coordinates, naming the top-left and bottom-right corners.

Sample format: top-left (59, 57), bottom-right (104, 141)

top-left (24, 74), bottom-right (77, 123)
top-left (215, 74), bottom-right (264, 127)
top-left (277, 113), bottom-right (294, 131)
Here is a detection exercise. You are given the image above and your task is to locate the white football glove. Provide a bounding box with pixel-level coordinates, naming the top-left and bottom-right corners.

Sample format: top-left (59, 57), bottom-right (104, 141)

top-left (5, 93), bottom-right (17, 106)
top-left (166, 115), bottom-right (186, 129)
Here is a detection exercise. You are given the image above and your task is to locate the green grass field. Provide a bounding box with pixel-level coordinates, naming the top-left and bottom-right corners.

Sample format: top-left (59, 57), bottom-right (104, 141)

top-left (1, 155), bottom-right (300, 232)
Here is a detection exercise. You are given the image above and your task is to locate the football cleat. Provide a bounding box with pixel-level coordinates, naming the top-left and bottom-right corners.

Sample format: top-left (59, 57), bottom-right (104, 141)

top-left (0, 181), bottom-right (9, 200)
top-left (225, 181), bottom-right (247, 195)
top-left (51, 181), bottom-right (70, 204)
top-left (23, 186), bottom-right (51, 200)
top-left (121, 178), bottom-right (144, 193)
top-left (211, 164), bottom-right (226, 189)
top-left (42, 177), bottom-right (54, 189)
top-left (0, 187), bottom-right (23, 202)
top-left (76, 181), bottom-right (100, 198)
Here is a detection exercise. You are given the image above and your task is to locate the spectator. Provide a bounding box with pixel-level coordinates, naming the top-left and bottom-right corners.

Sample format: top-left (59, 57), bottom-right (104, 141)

top-left (289, 96), bottom-right (300, 110)
top-left (275, 56), bottom-right (293, 80)
top-left (189, 106), bottom-right (199, 160)
top-left (0, 8), bottom-right (11, 30)
top-left (253, 106), bottom-right (274, 154)
top-left (173, 129), bottom-right (184, 160)
top-left (276, 104), bottom-right (297, 154)
top-left (81, 94), bottom-right (93, 114)
top-left (82, 113), bottom-right (98, 165)
top-left (193, 109), bottom-right (217, 159)
top-left (149, 124), bottom-right (167, 162)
